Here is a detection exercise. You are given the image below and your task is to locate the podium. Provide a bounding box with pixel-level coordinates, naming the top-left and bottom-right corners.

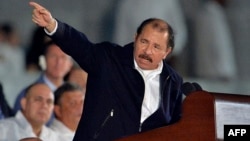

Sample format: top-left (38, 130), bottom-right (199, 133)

top-left (116, 91), bottom-right (250, 141)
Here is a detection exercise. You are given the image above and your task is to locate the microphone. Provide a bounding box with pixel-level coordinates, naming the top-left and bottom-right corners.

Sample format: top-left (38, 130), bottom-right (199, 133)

top-left (192, 82), bottom-right (202, 91)
top-left (181, 82), bottom-right (196, 96)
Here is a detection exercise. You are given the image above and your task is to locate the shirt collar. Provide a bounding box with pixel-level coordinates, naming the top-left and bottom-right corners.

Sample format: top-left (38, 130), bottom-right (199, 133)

top-left (15, 111), bottom-right (34, 133)
top-left (134, 60), bottom-right (163, 78)
top-left (42, 74), bottom-right (57, 92)
top-left (51, 119), bottom-right (75, 133)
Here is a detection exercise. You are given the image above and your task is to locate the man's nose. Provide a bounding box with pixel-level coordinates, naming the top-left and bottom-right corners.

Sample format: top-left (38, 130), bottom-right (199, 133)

top-left (144, 45), bottom-right (153, 54)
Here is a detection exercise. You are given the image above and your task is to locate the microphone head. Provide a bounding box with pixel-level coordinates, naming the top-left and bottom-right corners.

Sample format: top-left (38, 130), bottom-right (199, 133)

top-left (181, 82), bottom-right (196, 96)
top-left (192, 82), bottom-right (202, 91)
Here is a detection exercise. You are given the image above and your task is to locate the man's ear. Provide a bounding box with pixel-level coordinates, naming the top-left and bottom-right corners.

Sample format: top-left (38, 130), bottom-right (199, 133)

top-left (54, 105), bottom-right (62, 118)
top-left (163, 47), bottom-right (172, 59)
top-left (134, 33), bottom-right (138, 41)
top-left (20, 98), bottom-right (27, 111)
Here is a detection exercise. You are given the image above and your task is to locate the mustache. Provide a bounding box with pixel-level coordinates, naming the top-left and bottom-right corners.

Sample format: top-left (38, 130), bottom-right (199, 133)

top-left (139, 54), bottom-right (153, 63)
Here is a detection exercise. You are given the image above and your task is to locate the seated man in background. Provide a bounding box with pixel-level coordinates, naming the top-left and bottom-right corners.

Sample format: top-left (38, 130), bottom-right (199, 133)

top-left (13, 41), bottom-right (73, 125)
top-left (0, 83), bottom-right (66, 141)
top-left (50, 82), bottom-right (85, 141)
top-left (64, 63), bottom-right (88, 89)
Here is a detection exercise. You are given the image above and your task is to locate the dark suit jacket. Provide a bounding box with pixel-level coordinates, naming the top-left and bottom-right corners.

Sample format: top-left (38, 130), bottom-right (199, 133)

top-left (50, 20), bottom-right (183, 141)
top-left (0, 82), bottom-right (14, 118)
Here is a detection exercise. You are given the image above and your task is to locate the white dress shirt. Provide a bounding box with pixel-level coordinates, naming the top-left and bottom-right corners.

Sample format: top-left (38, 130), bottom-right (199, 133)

top-left (50, 119), bottom-right (75, 141)
top-left (134, 60), bottom-right (163, 123)
top-left (0, 111), bottom-right (66, 141)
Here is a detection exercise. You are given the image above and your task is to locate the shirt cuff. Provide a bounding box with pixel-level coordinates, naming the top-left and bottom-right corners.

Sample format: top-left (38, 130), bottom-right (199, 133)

top-left (44, 19), bottom-right (58, 36)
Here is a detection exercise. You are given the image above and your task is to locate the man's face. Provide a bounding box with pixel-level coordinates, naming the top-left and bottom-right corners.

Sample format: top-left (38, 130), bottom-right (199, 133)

top-left (21, 84), bottom-right (54, 126)
top-left (134, 25), bottom-right (172, 70)
top-left (45, 44), bottom-right (72, 79)
top-left (55, 90), bottom-right (84, 129)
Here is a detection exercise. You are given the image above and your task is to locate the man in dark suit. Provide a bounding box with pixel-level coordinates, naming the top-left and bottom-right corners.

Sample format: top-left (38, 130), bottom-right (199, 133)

top-left (13, 41), bottom-right (73, 125)
top-left (30, 2), bottom-right (184, 141)
top-left (0, 82), bottom-right (14, 119)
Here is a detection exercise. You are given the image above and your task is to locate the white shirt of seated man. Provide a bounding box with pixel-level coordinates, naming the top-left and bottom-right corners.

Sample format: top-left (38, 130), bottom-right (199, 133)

top-left (0, 111), bottom-right (66, 141)
top-left (0, 83), bottom-right (67, 141)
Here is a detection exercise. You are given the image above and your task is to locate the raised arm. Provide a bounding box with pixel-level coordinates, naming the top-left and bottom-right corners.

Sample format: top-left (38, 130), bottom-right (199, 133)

top-left (29, 1), bottom-right (108, 73)
top-left (29, 1), bottom-right (56, 32)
